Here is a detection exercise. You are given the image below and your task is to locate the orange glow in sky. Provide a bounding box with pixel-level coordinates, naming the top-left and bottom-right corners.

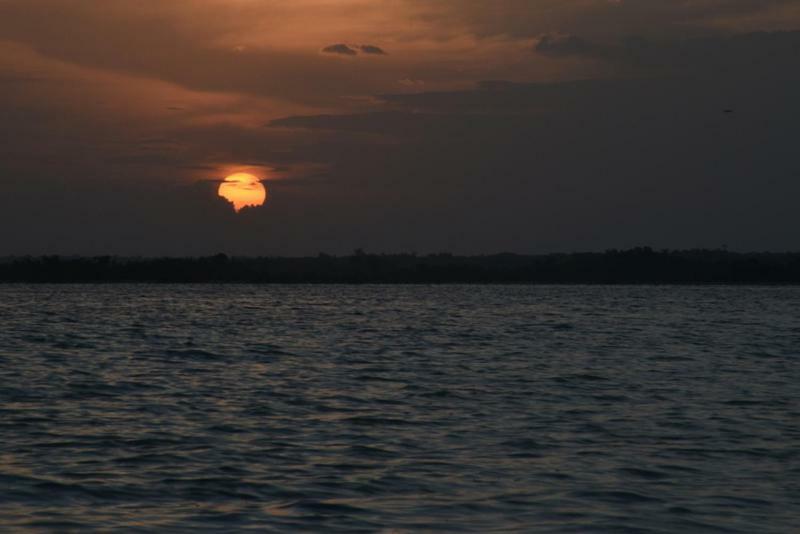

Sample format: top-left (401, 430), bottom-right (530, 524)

top-left (218, 173), bottom-right (267, 212)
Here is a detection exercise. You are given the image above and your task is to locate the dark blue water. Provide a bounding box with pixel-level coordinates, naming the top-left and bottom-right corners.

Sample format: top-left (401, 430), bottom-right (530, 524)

top-left (0, 285), bottom-right (798, 532)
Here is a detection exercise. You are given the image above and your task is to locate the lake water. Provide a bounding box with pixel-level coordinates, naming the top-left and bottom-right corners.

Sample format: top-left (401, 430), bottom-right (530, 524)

top-left (0, 285), bottom-right (798, 532)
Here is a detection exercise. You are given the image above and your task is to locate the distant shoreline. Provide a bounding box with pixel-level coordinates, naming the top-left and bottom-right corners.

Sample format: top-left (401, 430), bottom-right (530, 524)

top-left (2, 282), bottom-right (799, 287)
top-left (2, 248), bottom-right (799, 285)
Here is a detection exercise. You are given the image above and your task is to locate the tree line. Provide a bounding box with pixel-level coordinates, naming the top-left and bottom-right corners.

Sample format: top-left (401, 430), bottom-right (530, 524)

top-left (1, 248), bottom-right (799, 284)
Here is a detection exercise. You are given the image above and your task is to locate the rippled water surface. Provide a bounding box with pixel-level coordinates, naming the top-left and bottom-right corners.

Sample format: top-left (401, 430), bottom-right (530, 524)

top-left (0, 285), bottom-right (798, 532)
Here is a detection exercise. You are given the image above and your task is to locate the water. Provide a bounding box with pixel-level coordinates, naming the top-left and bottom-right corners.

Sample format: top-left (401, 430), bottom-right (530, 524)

top-left (0, 285), bottom-right (798, 532)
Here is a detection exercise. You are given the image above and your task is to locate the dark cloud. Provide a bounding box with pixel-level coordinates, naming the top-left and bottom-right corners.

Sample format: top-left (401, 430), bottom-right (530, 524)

top-left (530, 30), bottom-right (800, 85)
top-left (322, 43), bottom-right (358, 56)
top-left (265, 32), bottom-right (800, 253)
top-left (535, 34), bottom-right (597, 57)
top-left (322, 44), bottom-right (387, 57)
top-left (359, 45), bottom-right (387, 55)
top-left (413, 0), bottom-right (800, 40)
top-left (0, 74), bottom-right (46, 84)
top-left (617, 30), bottom-right (800, 77)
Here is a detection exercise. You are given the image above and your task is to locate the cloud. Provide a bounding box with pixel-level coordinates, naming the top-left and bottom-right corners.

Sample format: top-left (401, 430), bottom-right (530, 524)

top-left (0, 74), bottom-right (46, 84)
top-left (530, 30), bottom-right (800, 83)
top-left (535, 34), bottom-right (598, 57)
top-left (359, 45), bottom-right (387, 55)
top-left (322, 44), bottom-right (387, 56)
top-left (410, 0), bottom-right (800, 40)
top-left (262, 31), bottom-right (800, 253)
top-left (8, 0), bottom-right (794, 112)
top-left (618, 30), bottom-right (800, 77)
top-left (0, 2), bottom-right (409, 107)
top-left (322, 43), bottom-right (358, 56)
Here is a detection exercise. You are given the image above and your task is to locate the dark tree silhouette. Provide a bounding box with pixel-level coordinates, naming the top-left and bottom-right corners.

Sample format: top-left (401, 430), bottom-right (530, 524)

top-left (1, 249), bottom-right (799, 284)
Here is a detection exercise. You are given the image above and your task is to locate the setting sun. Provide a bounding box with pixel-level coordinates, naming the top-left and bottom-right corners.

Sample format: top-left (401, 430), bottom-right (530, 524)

top-left (218, 173), bottom-right (267, 212)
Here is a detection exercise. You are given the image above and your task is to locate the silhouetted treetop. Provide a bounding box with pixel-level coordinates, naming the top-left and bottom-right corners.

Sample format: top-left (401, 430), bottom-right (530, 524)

top-left (1, 249), bottom-right (799, 284)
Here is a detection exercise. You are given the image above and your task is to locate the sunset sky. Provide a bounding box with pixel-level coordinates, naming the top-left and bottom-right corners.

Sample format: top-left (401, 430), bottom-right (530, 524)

top-left (1, 0), bottom-right (799, 255)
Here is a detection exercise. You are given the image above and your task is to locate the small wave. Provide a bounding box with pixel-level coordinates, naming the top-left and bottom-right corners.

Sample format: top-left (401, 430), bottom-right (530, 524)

top-left (133, 349), bottom-right (227, 361)
top-left (554, 373), bottom-right (610, 383)
top-left (342, 416), bottom-right (419, 427)
top-left (618, 467), bottom-right (671, 480)
top-left (572, 489), bottom-right (662, 504)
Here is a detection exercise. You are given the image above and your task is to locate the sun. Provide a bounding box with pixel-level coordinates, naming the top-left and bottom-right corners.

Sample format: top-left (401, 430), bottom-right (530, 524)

top-left (218, 173), bottom-right (267, 212)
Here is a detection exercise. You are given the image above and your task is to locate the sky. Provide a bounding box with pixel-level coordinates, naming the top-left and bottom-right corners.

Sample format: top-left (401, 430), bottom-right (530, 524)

top-left (1, 0), bottom-right (799, 256)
